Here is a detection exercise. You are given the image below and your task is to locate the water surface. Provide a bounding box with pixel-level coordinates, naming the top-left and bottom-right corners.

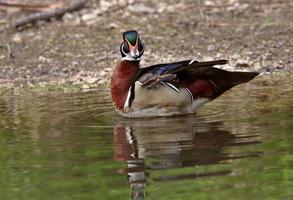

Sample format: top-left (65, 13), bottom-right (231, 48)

top-left (0, 75), bottom-right (292, 200)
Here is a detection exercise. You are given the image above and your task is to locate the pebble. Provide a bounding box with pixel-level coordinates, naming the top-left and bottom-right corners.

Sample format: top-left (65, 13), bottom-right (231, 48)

top-left (235, 61), bottom-right (251, 68)
top-left (108, 22), bottom-right (118, 29)
top-left (128, 3), bottom-right (156, 14)
top-left (12, 34), bottom-right (23, 43)
top-left (85, 77), bottom-right (100, 84)
top-left (207, 45), bottom-right (216, 51)
top-left (81, 11), bottom-right (100, 22)
top-left (38, 56), bottom-right (52, 63)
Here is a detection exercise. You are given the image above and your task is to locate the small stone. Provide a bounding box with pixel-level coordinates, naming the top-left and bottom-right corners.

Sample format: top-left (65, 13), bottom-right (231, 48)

top-left (12, 34), bottom-right (23, 43)
top-left (81, 12), bottom-right (99, 22)
top-left (108, 22), bottom-right (118, 29)
top-left (204, 0), bottom-right (216, 7)
top-left (62, 68), bottom-right (69, 73)
top-left (72, 61), bottom-right (79, 67)
top-left (63, 12), bottom-right (81, 24)
top-left (99, 70), bottom-right (106, 76)
top-left (165, 3), bottom-right (186, 12)
top-left (38, 56), bottom-right (51, 63)
top-left (157, 2), bottom-right (167, 13)
top-left (128, 3), bottom-right (156, 14)
top-left (231, 54), bottom-right (241, 60)
top-left (62, 13), bottom-right (74, 21)
top-left (85, 77), bottom-right (99, 84)
top-left (104, 67), bottom-right (112, 72)
top-left (81, 84), bottom-right (90, 89)
top-left (100, 0), bottom-right (114, 12)
top-left (207, 44), bottom-right (215, 51)
top-left (236, 60), bottom-right (251, 68)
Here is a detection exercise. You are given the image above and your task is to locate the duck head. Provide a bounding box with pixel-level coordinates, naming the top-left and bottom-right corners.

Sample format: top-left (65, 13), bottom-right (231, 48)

top-left (120, 30), bottom-right (145, 61)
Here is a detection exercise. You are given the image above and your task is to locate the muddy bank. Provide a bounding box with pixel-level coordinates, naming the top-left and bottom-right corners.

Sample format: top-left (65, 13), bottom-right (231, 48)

top-left (0, 0), bottom-right (292, 89)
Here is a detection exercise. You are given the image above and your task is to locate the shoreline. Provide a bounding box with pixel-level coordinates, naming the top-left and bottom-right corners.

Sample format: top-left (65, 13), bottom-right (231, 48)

top-left (0, 71), bottom-right (292, 95)
top-left (0, 0), bottom-right (292, 92)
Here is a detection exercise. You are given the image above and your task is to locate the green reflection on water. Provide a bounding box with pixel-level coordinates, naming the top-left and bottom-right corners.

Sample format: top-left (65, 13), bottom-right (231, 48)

top-left (0, 75), bottom-right (292, 200)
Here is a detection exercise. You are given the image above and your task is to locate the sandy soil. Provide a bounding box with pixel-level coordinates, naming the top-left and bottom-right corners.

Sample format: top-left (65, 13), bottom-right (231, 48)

top-left (0, 0), bottom-right (292, 89)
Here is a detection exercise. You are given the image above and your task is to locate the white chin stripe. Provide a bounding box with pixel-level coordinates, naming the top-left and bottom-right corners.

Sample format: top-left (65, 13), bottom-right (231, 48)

top-left (122, 57), bottom-right (141, 61)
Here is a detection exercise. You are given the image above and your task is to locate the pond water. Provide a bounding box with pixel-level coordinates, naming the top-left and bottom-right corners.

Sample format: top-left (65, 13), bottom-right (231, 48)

top-left (0, 75), bottom-right (292, 200)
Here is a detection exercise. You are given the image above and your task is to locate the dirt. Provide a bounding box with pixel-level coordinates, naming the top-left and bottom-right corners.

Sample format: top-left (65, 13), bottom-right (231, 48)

top-left (0, 0), bottom-right (292, 90)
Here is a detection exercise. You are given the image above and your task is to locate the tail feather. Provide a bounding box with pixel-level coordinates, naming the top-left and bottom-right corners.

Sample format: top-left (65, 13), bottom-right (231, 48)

top-left (204, 68), bottom-right (259, 99)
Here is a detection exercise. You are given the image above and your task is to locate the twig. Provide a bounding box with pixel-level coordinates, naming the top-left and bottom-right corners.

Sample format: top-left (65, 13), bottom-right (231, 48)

top-left (197, 0), bottom-right (205, 20)
top-left (13, 0), bottom-right (87, 29)
top-left (0, 44), bottom-right (14, 59)
top-left (0, 1), bottom-right (62, 12)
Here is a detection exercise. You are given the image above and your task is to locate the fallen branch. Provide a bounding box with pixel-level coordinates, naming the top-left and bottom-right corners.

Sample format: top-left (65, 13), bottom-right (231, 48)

top-left (13, 0), bottom-right (87, 29)
top-left (0, 1), bottom-right (62, 12)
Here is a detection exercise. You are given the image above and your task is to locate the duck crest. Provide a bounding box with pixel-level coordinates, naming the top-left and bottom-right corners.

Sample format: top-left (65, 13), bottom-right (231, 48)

top-left (111, 60), bottom-right (140, 111)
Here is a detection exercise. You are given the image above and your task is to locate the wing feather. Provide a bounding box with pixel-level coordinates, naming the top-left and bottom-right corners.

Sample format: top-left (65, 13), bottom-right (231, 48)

top-left (136, 59), bottom-right (228, 88)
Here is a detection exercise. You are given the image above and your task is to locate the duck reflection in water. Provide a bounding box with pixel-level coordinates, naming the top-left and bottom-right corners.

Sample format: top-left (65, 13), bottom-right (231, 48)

top-left (114, 116), bottom-right (261, 200)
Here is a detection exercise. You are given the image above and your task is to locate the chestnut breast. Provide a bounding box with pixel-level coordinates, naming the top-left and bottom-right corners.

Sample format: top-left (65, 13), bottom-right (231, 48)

top-left (111, 60), bottom-right (140, 111)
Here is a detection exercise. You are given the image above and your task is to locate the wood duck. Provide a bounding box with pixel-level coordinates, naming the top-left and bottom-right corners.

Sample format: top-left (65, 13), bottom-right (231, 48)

top-left (111, 30), bottom-right (258, 117)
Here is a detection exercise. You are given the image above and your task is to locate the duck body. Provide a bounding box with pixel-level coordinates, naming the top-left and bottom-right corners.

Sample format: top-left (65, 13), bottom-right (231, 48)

top-left (111, 30), bottom-right (258, 118)
top-left (111, 59), bottom-right (258, 118)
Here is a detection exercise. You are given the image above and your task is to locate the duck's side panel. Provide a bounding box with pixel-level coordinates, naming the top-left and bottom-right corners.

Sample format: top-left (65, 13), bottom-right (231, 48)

top-left (132, 82), bottom-right (192, 108)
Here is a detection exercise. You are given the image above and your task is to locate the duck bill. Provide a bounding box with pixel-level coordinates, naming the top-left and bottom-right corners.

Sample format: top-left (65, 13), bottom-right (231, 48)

top-left (130, 44), bottom-right (140, 59)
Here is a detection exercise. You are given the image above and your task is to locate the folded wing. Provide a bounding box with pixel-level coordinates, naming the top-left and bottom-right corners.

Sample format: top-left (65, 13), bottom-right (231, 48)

top-left (136, 59), bottom-right (258, 99)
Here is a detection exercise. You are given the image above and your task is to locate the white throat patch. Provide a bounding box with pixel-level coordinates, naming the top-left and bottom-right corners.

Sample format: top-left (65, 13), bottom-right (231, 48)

top-left (121, 56), bottom-right (141, 61)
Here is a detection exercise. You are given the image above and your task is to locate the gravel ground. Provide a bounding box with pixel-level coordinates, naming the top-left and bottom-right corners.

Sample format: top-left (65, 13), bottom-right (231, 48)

top-left (0, 0), bottom-right (292, 89)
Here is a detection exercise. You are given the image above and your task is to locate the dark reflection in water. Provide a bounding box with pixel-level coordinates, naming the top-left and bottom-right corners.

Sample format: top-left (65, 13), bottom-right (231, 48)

top-left (1, 76), bottom-right (292, 200)
top-left (113, 116), bottom-right (261, 199)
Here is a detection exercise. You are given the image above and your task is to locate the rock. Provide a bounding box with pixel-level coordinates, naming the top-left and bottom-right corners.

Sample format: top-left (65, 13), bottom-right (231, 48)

top-left (157, 2), bottom-right (167, 13)
top-left (85, 77), bottom-right (100, 84)
top-left (165, 3), bottom-right (186, 12)
top-left (128, 3), bottom-right (156, 14)
top-left (81, 14), bottom-right (96, 22)
top-left (100, 0), bottom-right (121, 12)
top-left (235, 60), bottom-right (251, 68)
top-left (81, 9), bottom-right (101, 22)
top-left (207, 44), bottom-right (215, 51)
top-left (99, 70), bottom-right (106, 76)
top-left (104, 67), bottom-right (112, 72)
top-left (227, 2), bottom-right (249, 14)
top-left (12, 34), bottom-right (23, 43)
top-left (204, 0), bottom-right (217, 7)
top-left (72, 61), bottom-right (79, 67)
top-left (62, 13), bottom-right (74, 21)
top-left (63, 12), bottom-right (81, 24)
top-left (108, 22), bottom-right (118, 29)
top-left (38, 56), bottom-right (52, 63)
top-left (81, 84), bottom-right (90, 89)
